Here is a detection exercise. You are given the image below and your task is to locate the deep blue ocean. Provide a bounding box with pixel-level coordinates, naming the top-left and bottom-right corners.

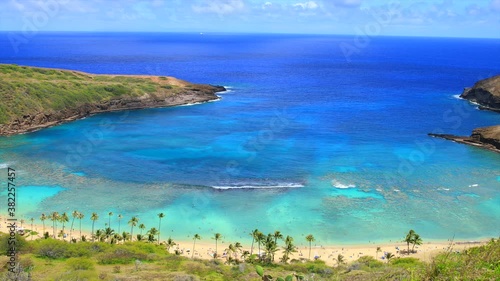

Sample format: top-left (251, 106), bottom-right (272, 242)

top-left (0, 33), bottom-right (499, 245)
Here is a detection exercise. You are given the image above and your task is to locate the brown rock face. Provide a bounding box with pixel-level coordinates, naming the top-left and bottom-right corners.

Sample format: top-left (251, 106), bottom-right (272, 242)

top-left (0, 85), bottom-right (225, 136)
top-left (429, 125), bottom-right (500, 153)
top-left (460, 75), bottom-right (500, 111)
top-left (471, 126), bottom-right (500, 150)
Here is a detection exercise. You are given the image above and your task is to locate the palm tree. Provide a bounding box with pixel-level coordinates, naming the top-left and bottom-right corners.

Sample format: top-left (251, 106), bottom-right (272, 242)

top-left (108, 212), bottom-right (113, 229)
top-left (264, 234), bottom-right (278, 263)
top-left (404, 229), bottom-right (416, 254)
top-left (50, 212), bottom-right (59, 238)
top-left (90, 212), bottom-right (99, 242)
top-left (234, 242), bottom-right (243, 261)
top-left (139, 223), bottom-right (146, 235)
top-left (157, 212), bottom-right (165, 245)
top-left (241, 250), bottom-right (250, 261)
top-left (60, 212), bottom-right (69, 240)
top-left (147, 227), bottom-right (158, 243)
top-left (20, 219), bottom-right (25, 227)
top-left (128, 216), bottom-right (139, 241)
top-left (166, 237), bottom-right (176, 252)
top-left (95, 229), bottom-right (104, 242)
top-left (104, 227), bottom-right (114, 243)
top-left (250, 229), bottom-right (260, 256)
top-left (77, 212), bottom-right (84, 239)
top-left (411, 233), bottom-right (423, 252)
top-left (335, 254), bottom-right (345, 266)
top-left (69, 211), bottom-right (79, 242)
top-left (376, 247), bottom-right (382, 259)
top-left (40, 213), bottom-right (47, 236)
top-left (122, 231), bottom-right (131, 242)
top-left (117, 214), bottom-right (123, 233)
top-left (385, 252), bottom-right (395, 261)
top-left (281, 235), bottom-right (297, 263)
top-left (256, 231), bottom-right (266, 258)
top-left (273, 230), bottom-right (283, 245)
top-left (192, 234), bottom-right (201, 259)
top-left (29, 218), bottom-right (34, 240)
top-left (213, 233), bottom-right (222, 258)
top-left (305, 234), bottom-right (315, 260)
top-left (226, 243), bottom-right (235, 263)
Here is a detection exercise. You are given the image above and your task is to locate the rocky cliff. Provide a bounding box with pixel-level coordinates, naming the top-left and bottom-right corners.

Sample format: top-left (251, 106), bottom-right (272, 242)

top-left (0, 64), bottom-right (225, 136)
top-left (460, 75), bottom-right (500, 112)
top-left (429, 125), bottom-right (500, 153)
top-left (429, 75), bottom-right (500, 153)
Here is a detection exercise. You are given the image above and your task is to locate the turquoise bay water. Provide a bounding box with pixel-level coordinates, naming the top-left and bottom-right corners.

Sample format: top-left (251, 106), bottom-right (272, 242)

top-left (0, 33), bottom-right (499, 245)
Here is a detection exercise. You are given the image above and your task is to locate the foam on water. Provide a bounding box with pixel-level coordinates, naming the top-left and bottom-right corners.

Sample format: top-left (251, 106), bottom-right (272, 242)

top-left (331, 180), bottom-right (356, 189)
top-left (212, 182), bottom-right (304, 190)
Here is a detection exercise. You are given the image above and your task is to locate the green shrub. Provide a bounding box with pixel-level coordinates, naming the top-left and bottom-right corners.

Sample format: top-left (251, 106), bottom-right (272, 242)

top-left (357, 256), bottom-right (385, 268)
top-left (0, 232), bottom-right (29, 255)
top-left (34, 239), bottom-right (69, 259)
top-left (96, 246), bottom-right (149, 264)
top-left (390, 257), bottom-right (422, 269)
top-left (67, 257), bottom-right (94, 270)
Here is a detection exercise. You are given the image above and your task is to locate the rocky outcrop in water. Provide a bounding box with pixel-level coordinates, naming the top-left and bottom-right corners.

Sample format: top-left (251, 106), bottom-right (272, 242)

top-left (429, 75), bottom-right (500, 153)
top-left (460, 75), bottom-right (500, 112)
top-left (429, 125), bottom-right (500, 153)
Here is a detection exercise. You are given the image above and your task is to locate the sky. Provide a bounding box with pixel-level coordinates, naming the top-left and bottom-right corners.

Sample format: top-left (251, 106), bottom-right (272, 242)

top-left (0, 0), bottom-right (499, 38)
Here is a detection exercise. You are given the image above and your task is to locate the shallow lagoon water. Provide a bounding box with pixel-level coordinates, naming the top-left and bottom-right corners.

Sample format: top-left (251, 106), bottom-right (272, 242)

top-left (0, 33), bottom-right (499, 245)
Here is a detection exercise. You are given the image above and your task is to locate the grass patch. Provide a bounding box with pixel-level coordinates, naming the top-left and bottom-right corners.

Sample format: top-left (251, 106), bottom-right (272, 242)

top-left (0, 64), bottom-right (185, 125)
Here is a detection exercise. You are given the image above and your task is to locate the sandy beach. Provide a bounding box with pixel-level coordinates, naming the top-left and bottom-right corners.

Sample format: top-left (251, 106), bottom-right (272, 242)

top-left (2, 216), bottom-right (488, 267)
top-left (169, 238), bottom-right (486, 266)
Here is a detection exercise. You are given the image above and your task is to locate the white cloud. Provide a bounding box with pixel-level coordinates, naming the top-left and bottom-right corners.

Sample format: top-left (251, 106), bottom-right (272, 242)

top-left (192, 0), bottom-right (245, 15)
top-left (334, 0), bottom-right (362, 8)
top-left (262, 1), bottom-right (273, 9)
top-left (9, 0), bottom-right (25, 11)
top-left (491, 0), bottom-right (500, 11)
top-left (293, 1), bottom-right (318, 10)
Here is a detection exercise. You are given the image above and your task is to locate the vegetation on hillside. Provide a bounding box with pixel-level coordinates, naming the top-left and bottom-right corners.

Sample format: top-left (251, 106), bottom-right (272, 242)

top-left (0, 234), bottom-right (498, 281)
top-left (1, 210), bottom-right (498, 281)
top-left (0, 64), bottom-right (190, 124)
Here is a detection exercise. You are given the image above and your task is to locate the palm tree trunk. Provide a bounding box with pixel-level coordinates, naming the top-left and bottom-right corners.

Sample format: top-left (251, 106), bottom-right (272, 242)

top-left (70, 217), bottom-right (76, 241)
top-left (92, 221), bottom-right (95, 242)
top-left (158, 219), bottom-right (161, 245)
top-left (79, 219), bottom-right (82, 238)
top-left (250, 238), bottom-right (254, 256)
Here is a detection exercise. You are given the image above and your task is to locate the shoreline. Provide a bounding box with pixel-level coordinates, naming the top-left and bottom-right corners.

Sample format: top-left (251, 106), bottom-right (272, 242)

top-left (1, 95), bottom-right (223, 137)
top-left (2, 216), bottom-right (492, 266)
top-left (0, 64), bottom-right (226, 136)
